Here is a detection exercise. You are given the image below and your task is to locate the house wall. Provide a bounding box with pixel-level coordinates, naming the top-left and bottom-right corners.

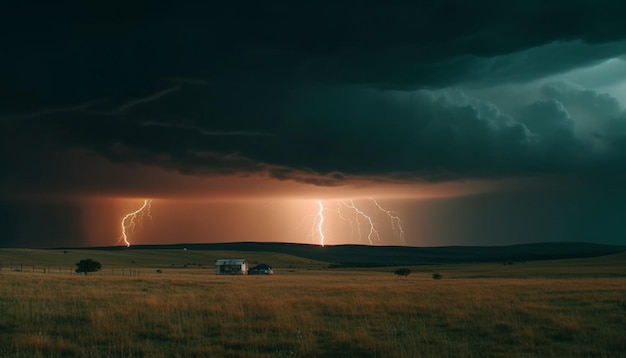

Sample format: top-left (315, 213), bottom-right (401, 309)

top-left (215, 260), bottom-right (248, 275)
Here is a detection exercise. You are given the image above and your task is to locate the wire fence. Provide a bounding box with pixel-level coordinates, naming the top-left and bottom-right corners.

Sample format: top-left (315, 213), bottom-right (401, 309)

top-left (0, 262), bottom-right (144, 277)
top-left (0, 260), bottom-right (224, 279)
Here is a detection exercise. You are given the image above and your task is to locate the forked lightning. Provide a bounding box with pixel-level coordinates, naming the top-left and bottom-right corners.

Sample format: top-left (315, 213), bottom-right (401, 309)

top-left (307, 199), bottom-right (405, 246)
top-left (119, 199), bottom-right (152, 247)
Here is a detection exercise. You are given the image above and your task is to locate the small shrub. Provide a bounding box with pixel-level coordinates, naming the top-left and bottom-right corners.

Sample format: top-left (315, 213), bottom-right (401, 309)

top-left (432, 273), bottom-right (442, 280)
top-left (394, 268), bottom-right (411, 277)
top-left (156, 269), bottom-right (162, 274)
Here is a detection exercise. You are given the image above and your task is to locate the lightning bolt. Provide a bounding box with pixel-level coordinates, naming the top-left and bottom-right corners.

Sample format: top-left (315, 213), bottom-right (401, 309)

top-left (296, 199), bottom-right (404, 246)
top-left (119, 199), bottom-right (152, 247)
top-left (299, 201), bottom-right (326, 246)
top-left (340, 200), bottom-right (380, 245)
top-left (372, 199), bottom-right (405, 244)
top-left (317, 200), bottom-right (325, 247)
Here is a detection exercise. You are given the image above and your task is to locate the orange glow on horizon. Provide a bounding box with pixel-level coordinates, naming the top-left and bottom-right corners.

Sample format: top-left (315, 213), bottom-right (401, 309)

top-left (76, 197), bottom-right (416, 247)
top-left (37, 153), bottom-right (531, 248)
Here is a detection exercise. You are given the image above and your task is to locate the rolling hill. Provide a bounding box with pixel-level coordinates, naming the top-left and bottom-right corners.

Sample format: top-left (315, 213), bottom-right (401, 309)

top-left (1, 242), bottom-right (624, 271)
top-left (93, 241), bottom-right (626, 267)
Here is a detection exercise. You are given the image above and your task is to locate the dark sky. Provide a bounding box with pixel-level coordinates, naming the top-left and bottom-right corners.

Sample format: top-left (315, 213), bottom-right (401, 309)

top-left (2, 1), bottom-right (626, 248)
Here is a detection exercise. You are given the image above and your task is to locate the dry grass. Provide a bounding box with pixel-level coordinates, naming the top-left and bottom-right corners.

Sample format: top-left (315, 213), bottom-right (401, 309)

top-left (0, 248), bottom-right (329, 272)
top-left (1, 265), bottom-right (625, 357)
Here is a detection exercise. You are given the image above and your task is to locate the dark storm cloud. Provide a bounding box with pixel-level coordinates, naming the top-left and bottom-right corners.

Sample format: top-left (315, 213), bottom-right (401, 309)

top-left (518, 99), bottom-right (583, 162)
top-left (541, 82), bottom-right (624, 122)
top-left (451, 40), bottom-right (626, 88)
top-left (538, 82), bottom-right (626, 163)
top-left (2, 1), bottom-right (626, 97)
top-left (2, 0), bottom-right (626, 194)
top-left (104, 87), bottom-right (182, 115)
top-left (137, 121), bottom-right (274, 138)
top-left (174, 0), bottom-right (626, 88)
top-left (4, 81), bottom-right (625, 193)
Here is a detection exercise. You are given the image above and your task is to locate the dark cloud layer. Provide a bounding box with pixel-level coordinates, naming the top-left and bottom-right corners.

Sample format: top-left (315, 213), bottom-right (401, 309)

top-left (2, 1), bottom-right (626, 194)
top-left (3, 1), bottom-right (626, 100)
top-left (3, 82), bottom-right (626, 196)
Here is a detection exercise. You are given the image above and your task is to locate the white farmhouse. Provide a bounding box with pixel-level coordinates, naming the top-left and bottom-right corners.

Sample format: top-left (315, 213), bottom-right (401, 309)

top-left (215, 259), bottom-right (248, 275)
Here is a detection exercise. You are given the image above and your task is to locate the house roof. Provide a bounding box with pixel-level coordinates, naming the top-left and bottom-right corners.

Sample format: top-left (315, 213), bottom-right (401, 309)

top-left (215, 259), bottom-right (246, 265)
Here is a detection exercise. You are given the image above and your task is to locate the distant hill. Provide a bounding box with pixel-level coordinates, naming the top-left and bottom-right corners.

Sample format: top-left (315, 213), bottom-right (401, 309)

top-left (89, 242), bottom-right (626, 267)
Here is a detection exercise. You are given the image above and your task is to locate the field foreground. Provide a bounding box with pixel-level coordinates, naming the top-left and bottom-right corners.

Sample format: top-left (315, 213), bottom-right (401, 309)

top-left (0, 250), bottom-right (625, 357)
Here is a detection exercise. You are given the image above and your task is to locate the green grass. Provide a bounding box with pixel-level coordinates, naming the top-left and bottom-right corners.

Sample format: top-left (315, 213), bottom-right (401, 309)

top-left (0, 249), bottom-right (625, 357)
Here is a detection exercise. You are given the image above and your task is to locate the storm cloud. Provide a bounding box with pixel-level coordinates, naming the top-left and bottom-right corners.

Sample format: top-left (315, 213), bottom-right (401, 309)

top-left (2, 0), bottom-right (626, 194)
top-left (4, 81), bottom-right (626, 193)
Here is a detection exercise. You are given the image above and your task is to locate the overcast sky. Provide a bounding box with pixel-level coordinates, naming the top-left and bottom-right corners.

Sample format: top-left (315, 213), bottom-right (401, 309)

top-left (2, 1), bottom-right (626, 248)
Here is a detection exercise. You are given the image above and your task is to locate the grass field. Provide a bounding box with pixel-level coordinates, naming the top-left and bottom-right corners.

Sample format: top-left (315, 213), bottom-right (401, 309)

top-left (1, 248), bottom-right (625, 357)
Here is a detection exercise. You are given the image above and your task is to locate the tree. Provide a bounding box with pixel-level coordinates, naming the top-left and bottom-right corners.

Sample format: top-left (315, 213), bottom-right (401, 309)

top-left (394, 268), bottom-right (411, 277)
top-left (75, 259), bottom-right (102, 275)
